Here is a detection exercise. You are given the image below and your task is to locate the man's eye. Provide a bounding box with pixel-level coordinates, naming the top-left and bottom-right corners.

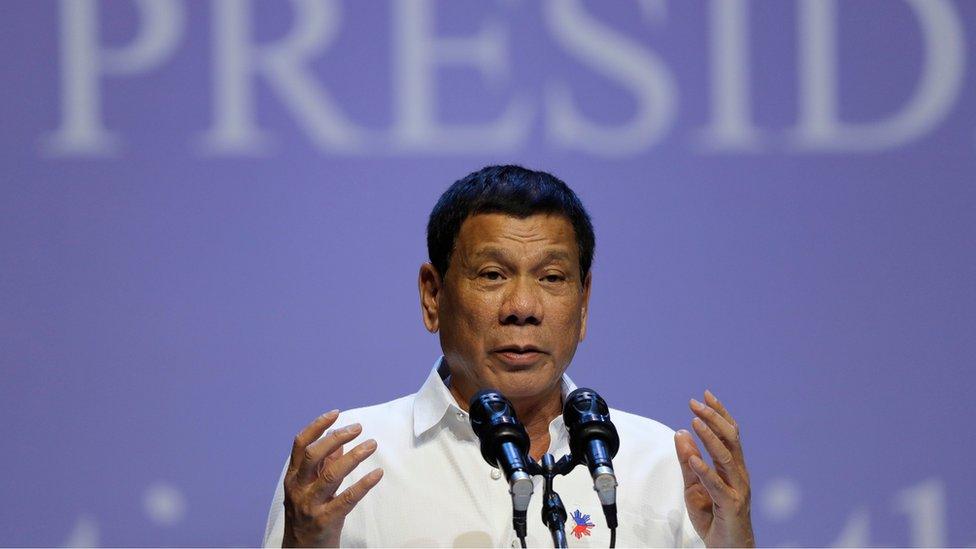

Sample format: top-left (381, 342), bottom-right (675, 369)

top-left (542, 274), bottom-right (565, 283)
top-left (481, 271), bottom-right (503, 280)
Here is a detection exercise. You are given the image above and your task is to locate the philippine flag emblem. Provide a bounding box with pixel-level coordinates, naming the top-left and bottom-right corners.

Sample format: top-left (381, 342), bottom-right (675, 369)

top-left (571, 509), bottom-right (595, 539)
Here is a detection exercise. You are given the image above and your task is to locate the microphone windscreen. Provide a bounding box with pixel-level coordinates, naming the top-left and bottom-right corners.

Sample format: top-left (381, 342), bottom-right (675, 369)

top-left (563, 388), bottom-right (619, 459)
top-left (468, 389), bottom-right (530, 466)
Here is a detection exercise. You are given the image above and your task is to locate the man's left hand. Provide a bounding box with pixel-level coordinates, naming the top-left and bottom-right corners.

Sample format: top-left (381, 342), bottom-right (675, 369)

top-left (674, 390), bottom-right (755, 548)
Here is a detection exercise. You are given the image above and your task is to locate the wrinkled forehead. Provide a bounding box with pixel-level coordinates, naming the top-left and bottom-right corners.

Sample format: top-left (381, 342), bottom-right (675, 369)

top-left (453, 212), bottom-right (580, 265)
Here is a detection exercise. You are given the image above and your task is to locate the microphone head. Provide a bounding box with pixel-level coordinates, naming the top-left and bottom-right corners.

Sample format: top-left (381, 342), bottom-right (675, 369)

top-left (469, 389), bottom-right (531, 467)
top-left (563, 388), bottom-right (620, 461)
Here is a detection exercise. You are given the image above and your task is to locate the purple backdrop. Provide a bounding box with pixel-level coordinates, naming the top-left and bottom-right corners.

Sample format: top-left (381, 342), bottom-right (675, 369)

top-left (2, 1), bottom-right (975, 546)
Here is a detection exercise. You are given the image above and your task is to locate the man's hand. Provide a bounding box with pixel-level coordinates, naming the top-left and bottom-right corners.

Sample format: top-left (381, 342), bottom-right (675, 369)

top-left (674, 390), bottom-right (755, 548)
top-left (282, 410), bottom-right (384, 548)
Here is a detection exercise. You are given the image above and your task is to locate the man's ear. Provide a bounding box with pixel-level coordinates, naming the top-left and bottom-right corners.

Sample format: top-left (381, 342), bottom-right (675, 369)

top-left (419, 262), bottom-right (442, 333)
top-left (579, 271), bottom-right (592, 342)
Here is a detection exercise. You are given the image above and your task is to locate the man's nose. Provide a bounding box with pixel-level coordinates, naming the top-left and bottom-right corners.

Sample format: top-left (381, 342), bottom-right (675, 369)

top-left (499, 276), bottom-right (543, 326)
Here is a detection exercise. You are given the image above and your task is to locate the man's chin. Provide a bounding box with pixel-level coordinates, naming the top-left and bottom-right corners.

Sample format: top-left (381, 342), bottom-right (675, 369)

top-left (489, 369), bottom-right (562, 402)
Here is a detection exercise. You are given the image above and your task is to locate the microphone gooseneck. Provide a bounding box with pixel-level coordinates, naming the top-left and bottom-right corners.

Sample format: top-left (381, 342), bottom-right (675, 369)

top-left (563, 387), bottom-right (620, 530)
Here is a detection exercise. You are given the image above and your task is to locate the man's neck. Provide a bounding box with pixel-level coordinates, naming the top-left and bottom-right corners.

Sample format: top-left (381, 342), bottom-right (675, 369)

top-left (509, 391), bottom-right (563, 461)
top-left (448, 376), bottom-right (563, 462)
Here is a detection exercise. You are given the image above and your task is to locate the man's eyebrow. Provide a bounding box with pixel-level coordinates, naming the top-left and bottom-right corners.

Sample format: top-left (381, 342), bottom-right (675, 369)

top-left (470, 246), bottom-right (509, 261)
top-left (539, 250), bottom-right (573, 263)
top-left (470, 247), bottom-right (573, 264)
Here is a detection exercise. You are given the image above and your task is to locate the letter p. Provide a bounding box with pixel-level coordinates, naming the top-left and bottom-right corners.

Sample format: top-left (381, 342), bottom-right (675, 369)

top-left (42, 0), bottom-right (184, 156)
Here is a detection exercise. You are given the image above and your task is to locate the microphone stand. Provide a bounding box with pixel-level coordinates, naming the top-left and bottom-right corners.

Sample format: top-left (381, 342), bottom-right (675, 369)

top-left (526, 453), bottom-right (576, 549)
top-left (469, 389), bottom-right (617, 548)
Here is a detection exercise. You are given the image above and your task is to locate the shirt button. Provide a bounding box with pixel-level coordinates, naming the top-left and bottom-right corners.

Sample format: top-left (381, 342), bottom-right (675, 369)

top-left (490, 468), bottom-right (502, 480)
top-left (456, 411), bottom-right (465, 421)
top-left (511, 540), bottom-right (520, 548)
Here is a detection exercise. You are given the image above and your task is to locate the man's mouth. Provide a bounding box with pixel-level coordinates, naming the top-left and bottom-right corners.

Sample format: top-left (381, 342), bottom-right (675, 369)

top-left (493, 346), bottom-right (544, 367)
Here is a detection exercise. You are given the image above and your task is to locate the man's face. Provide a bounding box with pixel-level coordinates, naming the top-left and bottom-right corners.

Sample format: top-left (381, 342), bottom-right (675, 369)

top-left (420, 212), bottom-right (591, 405)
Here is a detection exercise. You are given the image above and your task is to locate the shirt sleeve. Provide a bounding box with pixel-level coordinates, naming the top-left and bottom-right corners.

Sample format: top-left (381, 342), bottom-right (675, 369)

top-left (262, 456), bottom-right (289, 548)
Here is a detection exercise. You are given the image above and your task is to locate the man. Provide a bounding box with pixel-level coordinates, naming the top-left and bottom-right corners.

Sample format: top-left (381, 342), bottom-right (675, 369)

top-left (263, 166), bottom-right (755, 547)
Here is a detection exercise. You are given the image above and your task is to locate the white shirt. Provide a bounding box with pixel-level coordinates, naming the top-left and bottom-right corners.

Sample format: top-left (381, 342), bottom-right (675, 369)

top-left (263, 358), bottom-right (705, 548)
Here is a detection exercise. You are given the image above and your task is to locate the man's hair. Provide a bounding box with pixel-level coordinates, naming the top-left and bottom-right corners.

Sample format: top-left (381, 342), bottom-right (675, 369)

top-left (426, 165), bottom-right (595, 280)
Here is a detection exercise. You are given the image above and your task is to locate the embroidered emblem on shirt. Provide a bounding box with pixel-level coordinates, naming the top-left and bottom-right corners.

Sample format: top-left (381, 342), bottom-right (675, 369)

top-left (571, 509), bottom-right (595, 539)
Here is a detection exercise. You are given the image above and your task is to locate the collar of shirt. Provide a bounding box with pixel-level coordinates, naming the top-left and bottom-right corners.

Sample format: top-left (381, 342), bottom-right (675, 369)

top-left (412, 356), bottom-right (578, 453)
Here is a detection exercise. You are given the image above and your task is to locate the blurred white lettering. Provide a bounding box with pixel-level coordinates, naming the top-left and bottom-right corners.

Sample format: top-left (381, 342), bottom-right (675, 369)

top-left (42, 0), bottom-right (183, 156)
top-left (543, 0), bottom-right (677, 156)
top-left (894, 478), bottom-right (946, 547)
top-left (197, 0), bottom-right (366, 155)
top-left (699, 0), bottom-right (764, 151)
top-left (830, 507), bottom-right (870, 547)
top-left (39, 0), bottom-right (971, 158)
top-left (390, 0), bottom-right (530, 152)
top-left (792, 0), bottom-right (965, 151)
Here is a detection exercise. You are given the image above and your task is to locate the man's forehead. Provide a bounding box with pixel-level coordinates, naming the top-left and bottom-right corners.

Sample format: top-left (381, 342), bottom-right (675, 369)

top-left (455, 213), bottom-right (578, 259)
top-left (458, 212), bottom-right (574, 241)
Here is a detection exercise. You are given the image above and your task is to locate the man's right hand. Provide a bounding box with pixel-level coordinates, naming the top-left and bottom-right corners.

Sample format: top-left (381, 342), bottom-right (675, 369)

top-left (282, 410), bottom-right (384, 548)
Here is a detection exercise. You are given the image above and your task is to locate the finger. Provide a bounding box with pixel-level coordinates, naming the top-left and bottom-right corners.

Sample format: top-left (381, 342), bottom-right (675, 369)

top-left (692, 417), bottom-right (746, 488)
top-left (289, 410), bottom-right (340, 474)
top-left (675, 430), bottom-right (717, 535)
top-left (314, 438), bottom-right (379, 498)
top-left (688, 454), bottom-right (734, 507)
top-left (324, 467), bottom-right (384, 517)
top-left (313, 428), bottom-right (347, 479)
top-left (704, 389), bottom-right (735, 427)
top-left (690, 398), bottom-right (742, 459)
top-left (323, 432), bottom-right (345, 460)
top-left (297, 423), bottom-right (363, 483)
top-left (700, 393), bottom-right (748, 484)
top-left (674, 429), bottom-right (704, 490)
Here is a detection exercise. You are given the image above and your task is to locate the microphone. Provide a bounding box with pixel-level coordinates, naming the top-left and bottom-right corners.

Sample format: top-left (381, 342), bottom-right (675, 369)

top-left (563, 387), bottom-right (620, 529)
top-left (469, 390), bottom-right (535, 542)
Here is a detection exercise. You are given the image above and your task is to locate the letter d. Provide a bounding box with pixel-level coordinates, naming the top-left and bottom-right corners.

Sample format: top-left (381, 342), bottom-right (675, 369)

top-left (792, 0), bottom-right (964, 151)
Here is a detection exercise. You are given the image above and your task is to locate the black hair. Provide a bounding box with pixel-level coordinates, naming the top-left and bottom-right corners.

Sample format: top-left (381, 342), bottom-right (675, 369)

top-left (426, 165), bottom-right (595, 280)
